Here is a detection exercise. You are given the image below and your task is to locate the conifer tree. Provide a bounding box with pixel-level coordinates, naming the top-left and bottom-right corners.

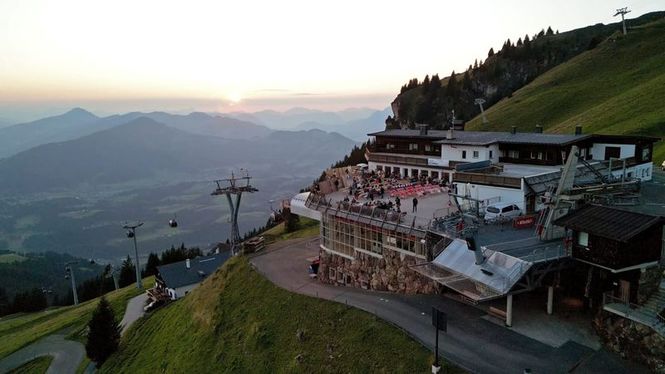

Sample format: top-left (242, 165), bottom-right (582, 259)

top-left (546, 26), bottom-right (554, 36)
top-left (143, 252), bottom-right (160, 277)
top-left (487, 48), bottom-right (494, 57)
top-left (118, 255), bottom-right (135, 287)
top-left (85, 297), bottom-right (120, 367)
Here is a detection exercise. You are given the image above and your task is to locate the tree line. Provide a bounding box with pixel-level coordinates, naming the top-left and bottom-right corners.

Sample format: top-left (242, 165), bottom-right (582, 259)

top-left (391, 23), bottom-right (621, 129)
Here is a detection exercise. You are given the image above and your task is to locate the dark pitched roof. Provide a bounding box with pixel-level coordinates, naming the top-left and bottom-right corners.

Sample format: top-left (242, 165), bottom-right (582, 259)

top-left (367, 129), bottom-right (590, 146)
top-left (554, 205), bottom-right (663, 242)
top-left (157, 252), bottom-right (231, 289)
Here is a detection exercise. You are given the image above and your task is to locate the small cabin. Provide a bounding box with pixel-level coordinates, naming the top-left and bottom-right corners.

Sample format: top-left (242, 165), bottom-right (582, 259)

top-left (555, 205), bottom-right (663, 304)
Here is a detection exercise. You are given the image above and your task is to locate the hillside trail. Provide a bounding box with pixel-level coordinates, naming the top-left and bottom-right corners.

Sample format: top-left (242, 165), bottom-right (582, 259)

top-left (0, 292), bottom-right (148, 374)
top-left (0, 333), bottom-right (84, 374)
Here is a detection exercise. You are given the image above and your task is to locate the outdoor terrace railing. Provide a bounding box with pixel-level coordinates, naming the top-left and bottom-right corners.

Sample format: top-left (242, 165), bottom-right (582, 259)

top-left (519, 243), bottom-right (568, 263)
top-left (452, 172), bottom-right (522, 189)
top-left (602, 292), bottom-right (665, 335)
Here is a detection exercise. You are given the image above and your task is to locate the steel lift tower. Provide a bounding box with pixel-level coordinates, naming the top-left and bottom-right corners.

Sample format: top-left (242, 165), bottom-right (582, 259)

top-left (212, 170), bottom-right (258, 255)
top-left (614, 7), bottom-right (631, 35)
top-left (474, 98), bottom-right (488, 124)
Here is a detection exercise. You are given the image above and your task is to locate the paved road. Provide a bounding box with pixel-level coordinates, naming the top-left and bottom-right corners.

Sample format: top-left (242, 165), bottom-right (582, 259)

top-left (251, 238), bottom-right (646, 374)
top-left (120, 293), bottom-right (148, 335)
top-left (0, 293), bottom-right (148, 374)
top-left (0, 334), bottom-right (84, 374)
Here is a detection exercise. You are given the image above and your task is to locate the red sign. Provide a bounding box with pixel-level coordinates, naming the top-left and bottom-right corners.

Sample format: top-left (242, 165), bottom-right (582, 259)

top-left (513, 215), bottom-right (536, 229)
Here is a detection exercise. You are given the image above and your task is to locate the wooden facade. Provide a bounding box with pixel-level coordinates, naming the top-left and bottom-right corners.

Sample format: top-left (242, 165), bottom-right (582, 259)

top-left (571, 224), bottom-right (663, 270)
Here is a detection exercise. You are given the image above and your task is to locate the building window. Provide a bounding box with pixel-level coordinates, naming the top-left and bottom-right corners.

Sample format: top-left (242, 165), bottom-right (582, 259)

top-left (578, 232), bottom-right (589, 247)
top-left (329, 267), bottom-right (336, 280)
top-left (472, 150), bottom-right (479, 159)
top-left (489, 150), bottom-right (493, 159)
top-left (508, 150), bottom-right (519, 158)
top-left (376, 165), bottom-right (383, 171)
top-left (462, 150), bottom-right (467, 159)
top-left (537, 152), bottom-right (543, 160)
top-left (386, 143), bottom-right (395, 150)
top-left (425, 145), bottom-right (432, 152)
top-left (409, 143), bottom-right (418, 151)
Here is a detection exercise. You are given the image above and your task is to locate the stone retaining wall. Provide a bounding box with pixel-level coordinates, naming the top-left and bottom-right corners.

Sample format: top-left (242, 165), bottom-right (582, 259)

top-left (318, 247), bottom-right (439, 294)
top-left (594, 311), bottom-right (665, 373)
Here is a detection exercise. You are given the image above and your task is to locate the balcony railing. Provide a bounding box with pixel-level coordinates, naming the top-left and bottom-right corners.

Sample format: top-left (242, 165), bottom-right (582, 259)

top-left (452, 172), bottom-right (522, 189)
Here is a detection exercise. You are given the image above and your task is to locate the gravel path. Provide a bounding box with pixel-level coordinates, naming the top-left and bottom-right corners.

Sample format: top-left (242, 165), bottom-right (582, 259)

top-left (0, 293), bottom-right (148, 373)
top-left (0, 334), bottom-right (84, 374)
top-left (120, 293), bottom-right (148, 335)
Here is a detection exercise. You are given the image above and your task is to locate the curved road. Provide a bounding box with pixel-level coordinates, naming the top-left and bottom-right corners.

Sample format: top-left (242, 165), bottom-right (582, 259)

top-left (250, 237), bottom-right (646, 374)
top-left (0, 334), bottom-right (84, 374)
top-left (0, 293), bottom-right (147, 374)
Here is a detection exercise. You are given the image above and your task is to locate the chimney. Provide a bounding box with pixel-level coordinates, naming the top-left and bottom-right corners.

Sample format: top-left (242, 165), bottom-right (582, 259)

top-left (186, 258), bottom-right (191, 269)
top-left (511, 126), bottom-right (517, 135)
top-left (535, 125), bottom-right (543, 133)
top-left (417, 124), bottom-right (429, 136)
top-left (446, 128), bottom-right (454, 140)
top-left (466, 235), bottom-right (484, 265)
top-left (575, 125), bottom-right (582, 135)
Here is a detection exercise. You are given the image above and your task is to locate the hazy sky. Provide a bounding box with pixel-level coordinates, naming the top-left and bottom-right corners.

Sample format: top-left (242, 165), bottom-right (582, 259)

top-left (0, 0), bottom-right (661, 119)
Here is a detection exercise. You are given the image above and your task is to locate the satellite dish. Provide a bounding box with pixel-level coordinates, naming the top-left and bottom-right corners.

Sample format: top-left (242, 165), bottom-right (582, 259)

top-left (89, 259), bottom-right (96, 264)
top-left (169, 218), bottom-right (178, 228)
top-left (126, 231), bottom-right (135, 238)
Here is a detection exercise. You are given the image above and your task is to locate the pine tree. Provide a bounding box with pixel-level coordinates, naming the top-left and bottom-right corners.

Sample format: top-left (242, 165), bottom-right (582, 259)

top-left (462, 70), bottom-right (472, 90)
top-left (430, 74), bottom-right (441, 90)
top-left (487, 48), bottom-right (494, 57)
top-left (85, 297), bottom-right (120, 367)
top-left (446, 71), bottom-right (458, 97)
top-left (284, 207), bottom-right (299, 233)
top-left (144, 253), bottom-right (160, 277)
top-left (118, 255), bottom-right (135, 288)
top-left (546, 26), bottom-right (554, 36)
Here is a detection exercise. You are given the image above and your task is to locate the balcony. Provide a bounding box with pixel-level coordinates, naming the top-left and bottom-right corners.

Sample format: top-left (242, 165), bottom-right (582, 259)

top-left (452, 172), bottom-right (522, 189)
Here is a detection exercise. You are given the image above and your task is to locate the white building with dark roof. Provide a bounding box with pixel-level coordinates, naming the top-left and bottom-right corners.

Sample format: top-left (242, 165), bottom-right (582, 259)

top-left (156, 253), bottom-right (231, 300)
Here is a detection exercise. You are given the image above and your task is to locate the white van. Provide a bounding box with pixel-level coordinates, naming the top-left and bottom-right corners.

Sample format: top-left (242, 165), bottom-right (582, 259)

top-left (484, 202), bottom-right (522, 222)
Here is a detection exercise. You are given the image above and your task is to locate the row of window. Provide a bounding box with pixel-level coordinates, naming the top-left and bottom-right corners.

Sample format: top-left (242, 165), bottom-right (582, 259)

top-left (321, 216), bottom-right (427, 258)
top-left (383, 143), bottom-right (439, 153)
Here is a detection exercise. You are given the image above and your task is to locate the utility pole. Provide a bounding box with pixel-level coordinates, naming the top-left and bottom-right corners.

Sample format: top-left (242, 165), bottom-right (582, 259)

top-left (211, 170), bottom-right (258, 256)
top-left (65, 262), bottom-right (79, 306)
top-left (123, 221), bottom-right (144, 289)
top-left (614, 7), bottom-right (631, 35)
top-left (474, 98), bottom-right (488, 124)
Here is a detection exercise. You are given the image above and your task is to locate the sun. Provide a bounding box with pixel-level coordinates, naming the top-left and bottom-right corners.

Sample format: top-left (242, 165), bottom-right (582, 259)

top-left (228, 92), bottom-right (242, 104)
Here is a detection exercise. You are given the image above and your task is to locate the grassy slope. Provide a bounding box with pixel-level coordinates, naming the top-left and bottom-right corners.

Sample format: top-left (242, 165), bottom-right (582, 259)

top-left (7, 356), bottom-right (53, 374)
top-left (0, 253), bottom-right (27, 263)
top-left (0, 276), bottom-right (153, 359)
top-left (101, 256), bottom-right (452, 373)
top-left (262, 217), bottom-right (319, 244)
top-left (466, 19), bottom-right (665, 163)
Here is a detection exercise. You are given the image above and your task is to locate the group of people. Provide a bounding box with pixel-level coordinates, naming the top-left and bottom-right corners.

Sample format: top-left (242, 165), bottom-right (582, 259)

top-left (342, 194), bottom-right (420, 214)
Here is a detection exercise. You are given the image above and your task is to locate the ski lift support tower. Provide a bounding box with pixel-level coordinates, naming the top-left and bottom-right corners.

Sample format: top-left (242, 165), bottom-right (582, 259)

top-left (211, 170), bottom-right (258, 255)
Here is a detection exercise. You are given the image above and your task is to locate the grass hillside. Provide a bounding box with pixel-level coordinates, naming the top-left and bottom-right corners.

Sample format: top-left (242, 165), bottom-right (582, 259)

top-left (467, 18), bottom-right (665, 163)
top-left (0, 276), bottom-right (153, 360)
top-left (101, 256), bottom-right (450, 373)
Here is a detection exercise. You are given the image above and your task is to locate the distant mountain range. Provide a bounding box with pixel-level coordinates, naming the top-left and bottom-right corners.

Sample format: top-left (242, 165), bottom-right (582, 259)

top-left (226, 107), bottom-right (389, 141)
top-left (0, 117), bottom-right (355, 194)
top-left (294, 108), bottom-right (392, 141)
top-left (0, 108), bottom-right (358, 259)
top-left (0, 109), bottom-right (272, 159)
